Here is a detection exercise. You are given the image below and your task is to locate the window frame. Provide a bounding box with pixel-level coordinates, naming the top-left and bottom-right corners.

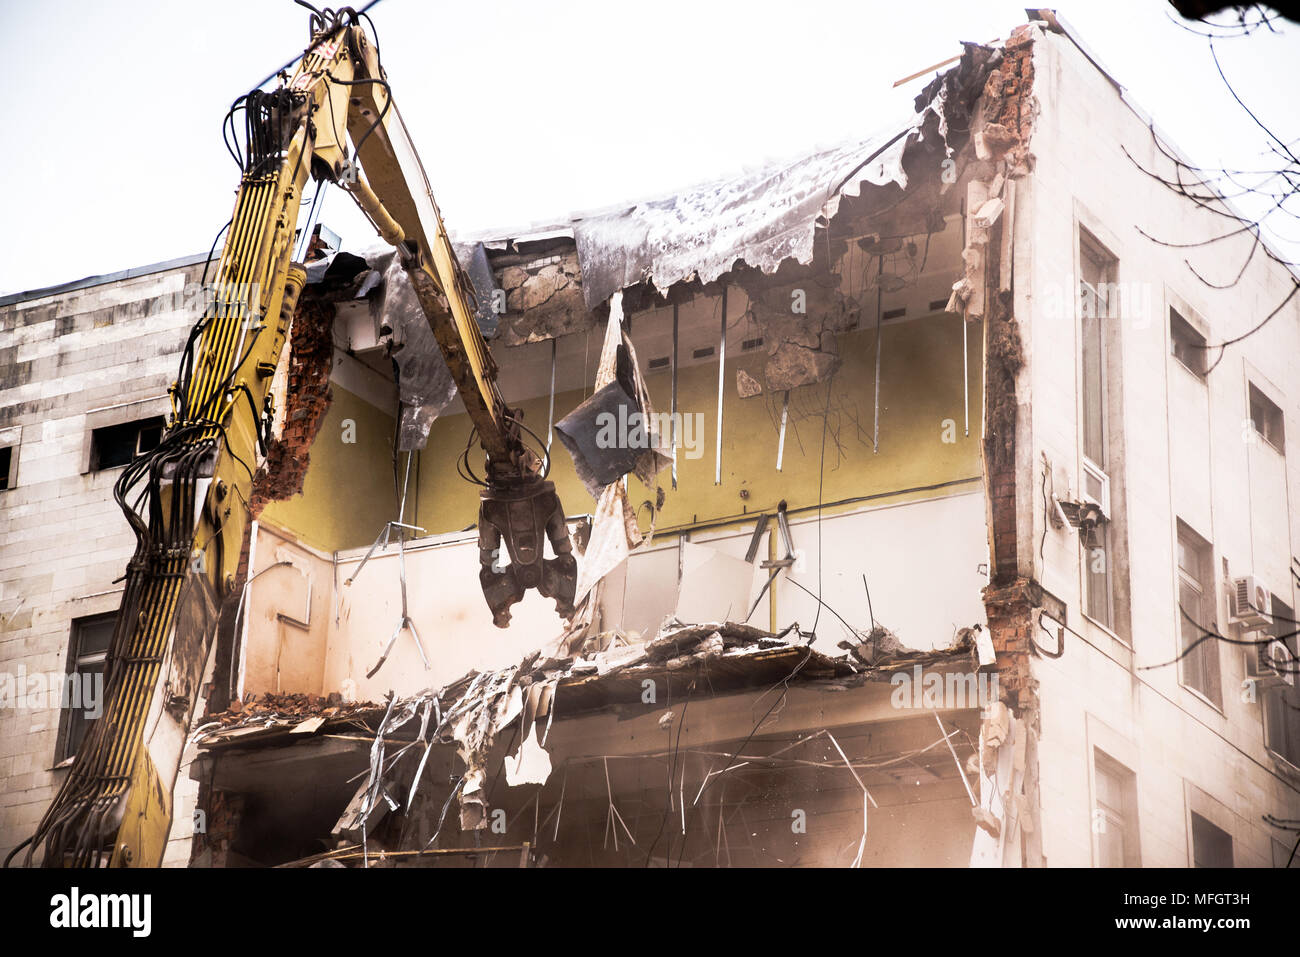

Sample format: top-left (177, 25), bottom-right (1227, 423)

top-left (1248, 381), bottom-right (1285, 453)
top-left (79, 396), bottom-right (169, 475)
top-left (88, 416), bottom-right (164, 472)
top-left (1169, 306), bottom-right (1209, 379)
top-left (1190, 811), bottom-right (1234, 868)
top-left (0, 426), bottom-right (19, 490)
top-left (1092, 749), bottom-right (1140, 868)
top-left (1078, 231), bottom-right (1119, 632)
top-left (1176, 520), bottom-right (1221, 707)
top-left (1262, 593), bottom-right (1300, 769)
top-left (56, 613), bottom-right (115, 765)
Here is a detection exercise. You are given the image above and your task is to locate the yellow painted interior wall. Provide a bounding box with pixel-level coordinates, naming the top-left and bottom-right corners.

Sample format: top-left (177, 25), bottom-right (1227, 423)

top-left (414, 313), bottom-right (984, 536)
top-left (260, 384), bottom-right (399, 552)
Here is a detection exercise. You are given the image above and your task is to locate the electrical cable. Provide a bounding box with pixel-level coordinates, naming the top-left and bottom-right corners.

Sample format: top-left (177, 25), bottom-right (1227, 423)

top-left (673, 647), bottom-right (814, 867)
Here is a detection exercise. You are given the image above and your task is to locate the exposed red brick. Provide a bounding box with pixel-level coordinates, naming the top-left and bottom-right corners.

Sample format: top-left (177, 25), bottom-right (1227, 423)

top-left (249, 295), bottom-right (335, 516)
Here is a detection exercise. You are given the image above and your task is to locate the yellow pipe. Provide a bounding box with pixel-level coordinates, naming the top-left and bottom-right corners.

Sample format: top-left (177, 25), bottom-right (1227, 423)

top-left (344, 172), bottom-right (406, 247)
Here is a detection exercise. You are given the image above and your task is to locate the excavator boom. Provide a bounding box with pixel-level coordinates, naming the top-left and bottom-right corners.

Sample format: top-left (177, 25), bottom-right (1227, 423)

top-left (14, 7), bottom-right (574, 869)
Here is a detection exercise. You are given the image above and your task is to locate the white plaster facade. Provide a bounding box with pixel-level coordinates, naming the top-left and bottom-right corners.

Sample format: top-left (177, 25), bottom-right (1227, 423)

top-left (1017, 25), bottom-right (1300, 867)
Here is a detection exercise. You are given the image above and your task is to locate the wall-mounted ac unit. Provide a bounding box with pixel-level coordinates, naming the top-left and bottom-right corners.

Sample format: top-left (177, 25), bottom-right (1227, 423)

top-left (1263, 639), bottom-right (1297, 687)
top-left (1228, 575), bottom-right (1271, 629)
top-left (1245, 641), bottom-right (1294, 689)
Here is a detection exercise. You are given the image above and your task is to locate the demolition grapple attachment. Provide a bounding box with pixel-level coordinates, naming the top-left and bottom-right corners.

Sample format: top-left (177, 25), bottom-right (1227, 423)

top-left (478, 478), bottom-right (577, 627)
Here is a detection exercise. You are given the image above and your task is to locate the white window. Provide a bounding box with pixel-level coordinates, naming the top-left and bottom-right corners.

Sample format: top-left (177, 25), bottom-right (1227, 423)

top-left (1079, 235), bottom-right (1118, 628)
top-left (1177, 520), bottom-right (1220, 705)
top-left (1093, 750), bottom-right (1139, 867)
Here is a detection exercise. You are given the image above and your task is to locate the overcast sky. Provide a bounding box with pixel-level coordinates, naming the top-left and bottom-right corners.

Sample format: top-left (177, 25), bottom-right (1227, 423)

top-left (1, 0), bottom-right (1296, 295)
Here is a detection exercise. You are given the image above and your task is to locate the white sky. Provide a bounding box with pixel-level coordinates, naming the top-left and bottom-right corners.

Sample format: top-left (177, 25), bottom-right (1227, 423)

top-left (1, 0), bottom-right (1296, 295)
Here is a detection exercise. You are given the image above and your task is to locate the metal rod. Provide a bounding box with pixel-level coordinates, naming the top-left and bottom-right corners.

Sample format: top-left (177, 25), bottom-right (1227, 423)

top-left (671, 303), bottom-right (679, 490)
top-left (715, 287), bottom-right (727, 485)
top-left (873, 257), bottom-right (883, 454)
top-left (294, 185), bottom-right (327, 262)
top-left (963, 314), bottom-right (970, 437)
top-left (934, 712), bottom-right (978, 807)
top-left (546, 337), bottom-right (556, 452)
top-left (776, 390), bottom-right (789, 470)
top-left (769, 523), bottom-right (778, 633)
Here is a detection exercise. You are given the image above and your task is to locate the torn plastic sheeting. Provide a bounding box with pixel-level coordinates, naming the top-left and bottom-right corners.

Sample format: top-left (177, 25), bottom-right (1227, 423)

top-left (559, 292), bottom-right (672, 500)
top-left (569, 293), bottom-right (669, 611)
top-left (572, 116), bottom-right (918, 309)
top-left (370, 250), bottom-right (458, 451)
top-left (553, 342), bottom-right (644, 492)
top-left (462, 241), bottom-right (502, 338)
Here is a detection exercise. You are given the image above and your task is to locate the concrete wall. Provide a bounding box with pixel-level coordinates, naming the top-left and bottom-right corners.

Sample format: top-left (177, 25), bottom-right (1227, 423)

top-left (0, 263), bottom-right (402, 865)
top-left (0, 262), bottom-right (202, 865)
top-left (1021, 28), bottom-right (1300, 866)
top-left (243, 487), bottom-right (991, 704)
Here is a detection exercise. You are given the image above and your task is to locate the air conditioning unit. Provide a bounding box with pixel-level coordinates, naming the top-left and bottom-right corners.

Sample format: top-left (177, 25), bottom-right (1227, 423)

top-left (1245, 641), bottom-right (1294, 689)
top-left (1263, 639), bottom-right (1297, 687)
top-left (1228, 576), bottom-right (1271, 629)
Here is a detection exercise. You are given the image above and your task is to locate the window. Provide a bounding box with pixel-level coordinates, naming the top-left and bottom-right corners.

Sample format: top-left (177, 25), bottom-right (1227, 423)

top-left (1248, 383), bottom-right (1285, 452)
top-left (1177, 521), bottom-right (1221, 705)
top-left (1093, 751), bottom-right (1140, 867)
top-left (1273, 838), bottom-right (1297, 868)
top-left (1080, 235), bottom-right (1118, 628)
top-left (89, 417), bottom-right (164, 471)
top-left (1170, 308), bottom-right (1207, 378)
top-left (1190, 812), bottom-right (1233, 868)
top-left (1079, 242), bottom-right (1111, 468)
top-left (57, 613), bottom-right (114, 763)
top-left (1263, 594), bottom-right (1300, 768)
top-left (0, 445), bottom-right (11, 490)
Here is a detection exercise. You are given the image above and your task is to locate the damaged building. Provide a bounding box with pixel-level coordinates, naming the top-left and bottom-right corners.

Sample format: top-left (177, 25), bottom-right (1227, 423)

top-left (3, 11), bottom-right (1299, 868)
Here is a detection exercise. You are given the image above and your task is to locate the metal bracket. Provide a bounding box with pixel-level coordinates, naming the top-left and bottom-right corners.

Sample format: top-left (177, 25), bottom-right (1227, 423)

top-left (349, 451), bottom-right (432, 678)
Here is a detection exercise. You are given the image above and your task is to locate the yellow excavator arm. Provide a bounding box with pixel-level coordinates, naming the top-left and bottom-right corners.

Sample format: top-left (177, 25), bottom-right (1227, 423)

top-left (12, 7), bottom-right (574, 869)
